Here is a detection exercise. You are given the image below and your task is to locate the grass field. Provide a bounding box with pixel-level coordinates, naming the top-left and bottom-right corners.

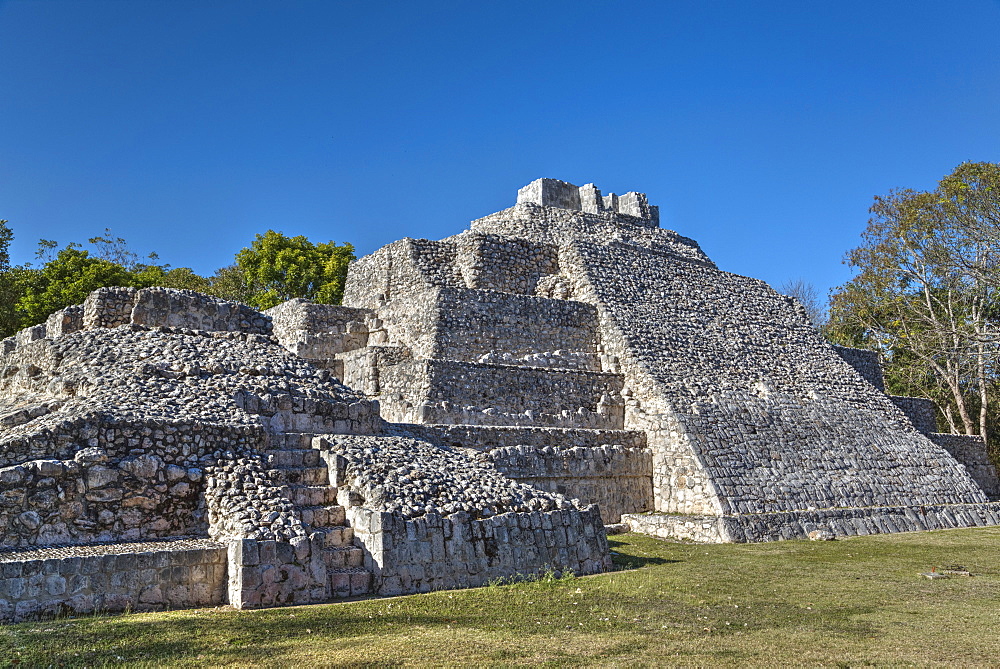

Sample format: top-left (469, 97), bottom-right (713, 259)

top-left (3, 527), bottom-right (1000, 667)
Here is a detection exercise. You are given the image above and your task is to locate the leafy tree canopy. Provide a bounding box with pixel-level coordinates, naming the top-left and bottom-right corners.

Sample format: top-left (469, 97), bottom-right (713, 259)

top-left (234, 230), bottom-right (355, 309)
top-left (828, 161), bottom-right (1000, 445)
top-left (17, 244), bottom-right (137, 327)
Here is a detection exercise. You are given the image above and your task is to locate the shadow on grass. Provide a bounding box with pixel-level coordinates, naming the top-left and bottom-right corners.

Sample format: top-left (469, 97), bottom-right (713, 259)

top-left (608, 538), bottom-right (678, 569)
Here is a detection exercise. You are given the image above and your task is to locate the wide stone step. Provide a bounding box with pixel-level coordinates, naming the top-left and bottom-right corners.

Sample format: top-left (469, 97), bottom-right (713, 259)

top-left (299, 504), bottom-right (347, 528)
top-left (266, 466), bottom-right (329, 486)
top-left (323, 545), bottom-right (365, 569)
top-left (284, 485), bottom-right (338, 506)
top-left (313, 526), bottom-right (355, 548)
top-left (329, 567), bottom-right (371, 598)
top-left (263, 448), bottom-right (321, 468)
top-left (266, 432), bottom-right (318, 450)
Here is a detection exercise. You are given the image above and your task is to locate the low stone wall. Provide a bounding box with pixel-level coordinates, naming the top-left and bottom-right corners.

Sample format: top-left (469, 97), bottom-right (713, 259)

top-left (1, 287), bottom-right (273, 363)
top-left (0, 442), bottom-right (206, 547)
top-left (131, 288), bottom-right (271, 334)
top-left (930, 433), bottom-right (1000, 498)
top-left (481, 445), bottom-right (653, 523)
top-left (45, 304), bottom-right (83, 337)
top-left (347, 505), bottom-right (611, 596)
top-left (0, 538), bottom-right (227, 622)
top-left (890, 396), bottom-right (938, 433)
top-left (624, 501), bottom-right (1000, 543)
top-left (620, 512), bottom-right (727, 543)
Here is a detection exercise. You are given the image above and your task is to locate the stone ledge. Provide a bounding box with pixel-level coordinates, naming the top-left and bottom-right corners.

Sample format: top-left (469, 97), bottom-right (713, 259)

top-left (623, 502), bottom-right (1000, 544)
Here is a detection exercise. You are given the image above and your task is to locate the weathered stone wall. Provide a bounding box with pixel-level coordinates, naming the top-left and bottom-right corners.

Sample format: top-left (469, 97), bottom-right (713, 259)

top-left (480, 445), bottom-right (653, 522)
top-left (515, 178), bottom-right (660, 224)
top-left (431, 287), bottom-right (601, 368)
top-left (3, 286), bottom-right (273, 364)
top-left (315, 432), bottom-right (611, 594)
top-left (376, 359), bottom-right (623, 428)
top-left (624, 501), bottom-right (1000, 543)
top-left (225, 534), bottom-right (369, 609)
top-left (343, 238), bottom-right (465, 312)
top-left (45, 305), bottom-right (83, 338)
top-left (930, 433), bottom-right (1000, 498)
top-left (451, 231), bottom-right (559, 295)
top-left (347, 505), bottom-right (610, 596)
top-left (890, 396), bottom-right (938, 434)
top-left (0, 436), bottom-right (206, 547)
top-left (131, 287), bottom-right (272, 334)
top-left (266, 298), bottom-right (374, 361)
top-left (0, 539), bottom-right (227, 622)
top-left (832, 345), bottom-right (885, 392)
top-left (83, 287), bottom-right (137, 329)
top-left (400, 424), bottom-right (647, 451)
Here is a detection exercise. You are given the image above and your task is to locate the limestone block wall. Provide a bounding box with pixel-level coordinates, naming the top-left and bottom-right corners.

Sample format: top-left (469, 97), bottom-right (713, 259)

top-left (481, 445), bottom-right (653, 522)
top-left (346, 505), bottom-right (611, 596)
top-left (340, 346), bottom-right (412, 396)
top-left (266, 298), bottom-right (374, 361)
top-left (0, 539), bottom-right (227, 622)
top-left (83, 287), bottom-right (137, 329)
top-left (431, 287), bottom-right (601, 368)
top-left (628, 408), bottom-right (725, 515)
top-left (130, 288), bottom-right (272, 333)
top-left (400, 424), bottom-right (647, 452)
top-left (0, 445), bottom-right (205, 548)
top-left (343, 238), bottom-right (465, 312)
top-left (3, 287), bottom-right (273, 365)
top-left (231, 386), bottom-right (381, 435)
top-left (225, 534), bottom-right (368, 609)
top-left (625, 501), bottom-right (1000, 543)
top-left (890, 396), bottom-right (938, 434)
top-left (930, 433), bottom-right (1000, 498)
top-left (451, 232), bottom-right (559, 294)
top-left (832, 345), bottom-right (885, 391)
top-left (45, 305), bottom-right (84, 338)
top-left (376, 359), bottom-right (624, 428)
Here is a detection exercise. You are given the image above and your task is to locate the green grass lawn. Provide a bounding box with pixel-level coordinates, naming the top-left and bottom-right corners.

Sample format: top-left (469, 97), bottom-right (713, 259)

top-left (3, 528), bottom-right (1000, 667)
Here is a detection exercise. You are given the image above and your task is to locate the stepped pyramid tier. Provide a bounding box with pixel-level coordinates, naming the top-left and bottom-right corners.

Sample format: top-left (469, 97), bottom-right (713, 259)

top-left (267, 177), bottom-right (999, 541)
top-left (0, 286), bottom-right (609, 621)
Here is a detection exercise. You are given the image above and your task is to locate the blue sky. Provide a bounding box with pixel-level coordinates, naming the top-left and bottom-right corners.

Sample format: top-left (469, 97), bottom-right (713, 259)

top-left (1, 0), bottom-right (998, 301)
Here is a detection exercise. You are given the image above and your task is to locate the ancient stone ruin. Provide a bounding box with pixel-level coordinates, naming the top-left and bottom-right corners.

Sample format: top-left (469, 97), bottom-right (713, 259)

top-left (2, 177), bottom-right (999, 621)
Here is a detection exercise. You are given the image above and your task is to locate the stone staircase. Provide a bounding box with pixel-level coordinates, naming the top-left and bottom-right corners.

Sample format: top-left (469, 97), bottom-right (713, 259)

top-left (263, 432), bottom-right (371, 598)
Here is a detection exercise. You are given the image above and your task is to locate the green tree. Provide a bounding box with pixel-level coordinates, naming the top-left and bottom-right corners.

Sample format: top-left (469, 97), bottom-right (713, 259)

top-left (16, 244), bottom-right (138, 327)
top-left (0, 219), bottom-right (12, 270)
top-left (133, 265), bottom-right (212, 292)
top-left (206, 264), bottom-right (255, 304)
top-left (234, 230), bottom-right (355, 309)
top-left (0, 220), bottom-right (26, 338)
top-left (828, 162), bottom-right (1000, 445)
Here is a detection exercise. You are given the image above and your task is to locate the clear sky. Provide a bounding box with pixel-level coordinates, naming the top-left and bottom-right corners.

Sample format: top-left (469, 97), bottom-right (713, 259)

top-left (1, 0), bottom-right (998, 301)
